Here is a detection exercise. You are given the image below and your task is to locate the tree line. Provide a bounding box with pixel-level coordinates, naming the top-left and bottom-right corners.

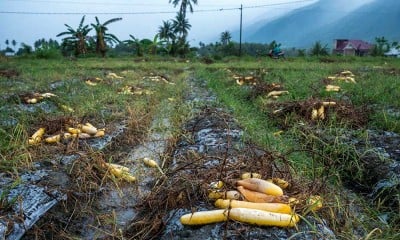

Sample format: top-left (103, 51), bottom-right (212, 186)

top-left (1, 0), bottom-right (399, 59)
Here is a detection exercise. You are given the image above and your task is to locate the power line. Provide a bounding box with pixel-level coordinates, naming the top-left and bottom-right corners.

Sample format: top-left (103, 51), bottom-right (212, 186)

top-left (0, 10), bottom-right (177, 15)
top-left (0, 0), bottom-right (316, 15)
top-left (243, 0), bottom-right (315, 9)
top-left (3, 0), bottom-right (166, 6)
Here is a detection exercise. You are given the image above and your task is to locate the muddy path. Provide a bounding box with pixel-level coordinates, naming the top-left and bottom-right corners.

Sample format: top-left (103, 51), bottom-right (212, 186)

top-left (1, 69), bottom-right (399, 239)
top-left (126, 76), bottom-right (335, 240)
top-left (0, 72), bottom-right (331, 240)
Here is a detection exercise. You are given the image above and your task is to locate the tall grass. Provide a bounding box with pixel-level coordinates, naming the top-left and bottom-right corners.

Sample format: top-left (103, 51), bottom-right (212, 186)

top-left (196, 56), bottom-right (400, 239)
top-left (0, 56), bottom-right (399, 238)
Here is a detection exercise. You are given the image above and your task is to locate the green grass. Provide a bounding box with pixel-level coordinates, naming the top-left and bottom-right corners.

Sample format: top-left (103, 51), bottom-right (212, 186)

top-left (195, 56), bottom-right (400, 239)
top-left (0, 55), bottom-right (399, 239)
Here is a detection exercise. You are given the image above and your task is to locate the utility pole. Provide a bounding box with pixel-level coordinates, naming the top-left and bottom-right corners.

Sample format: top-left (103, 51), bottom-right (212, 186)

top-left (239, 4), bottom-right (243, 57)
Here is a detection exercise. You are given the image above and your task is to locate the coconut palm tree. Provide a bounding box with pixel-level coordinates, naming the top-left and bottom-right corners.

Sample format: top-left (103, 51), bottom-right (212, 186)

top-left (171, 12), bottom-right (191, 56)
top-left (172, 12), bottom-right (191, 40)
top-left (169, 0), bottom-right (198, 18)
top-left (158, 20), bottom-right (176, 55)
top-left (158, 20), bottom-right (175, 44)
top-left (220, 31), bottom-right (232, 45)
top-left (11, 40), bottom-right (17, 51)
top-left (57, 15), bottom-right (92, 56)
top-left (91, 16), bottom-right (122, 57)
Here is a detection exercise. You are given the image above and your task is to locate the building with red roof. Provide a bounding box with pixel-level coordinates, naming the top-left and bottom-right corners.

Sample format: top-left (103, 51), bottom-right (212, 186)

top-left (333, 39), bottom-right (374, 56)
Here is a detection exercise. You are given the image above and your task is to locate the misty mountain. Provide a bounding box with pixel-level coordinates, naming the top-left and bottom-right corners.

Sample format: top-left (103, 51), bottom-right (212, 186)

top-left (240, 0), bottom-right (400, 48)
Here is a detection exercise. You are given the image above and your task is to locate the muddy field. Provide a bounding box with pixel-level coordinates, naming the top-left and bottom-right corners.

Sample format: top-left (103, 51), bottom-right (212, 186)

top-left (1, 63), bottom-right (399, 239)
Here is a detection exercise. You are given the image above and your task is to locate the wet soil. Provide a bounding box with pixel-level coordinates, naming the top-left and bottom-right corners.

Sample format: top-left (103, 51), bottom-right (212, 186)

top-left (125, 77), bottom-right (335, 239)
top-left (0, 69), bottom-right (19, 78)
top-left (1, 71), bottom-right (399, 239)
top-left (342, 130), bottom-right (400, 208)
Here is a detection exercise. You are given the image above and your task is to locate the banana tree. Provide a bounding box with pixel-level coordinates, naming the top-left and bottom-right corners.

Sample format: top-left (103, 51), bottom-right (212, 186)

top-left (57, 15), bottom-right (92, 56)
top-left (148, 34), bottom-right (167, 55)
top-left (91, 16), bottom-right (122, 57)
top-left (124, 35), bottom-right (143, 57)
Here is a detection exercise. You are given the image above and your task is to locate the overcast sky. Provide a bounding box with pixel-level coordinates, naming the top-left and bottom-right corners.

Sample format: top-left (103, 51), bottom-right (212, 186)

top-left (0, 0), bottom-right (372, 49)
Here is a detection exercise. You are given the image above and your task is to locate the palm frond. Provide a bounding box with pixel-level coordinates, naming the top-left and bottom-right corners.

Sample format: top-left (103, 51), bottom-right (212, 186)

top-left (57, 31), bottom-right (73, 37)
top-left (78, 15), bottom-right (86, 29)
top-left (103, 17), bottom-right (122, 26)
top-left (95, 16), bottom-right (100, 25)
top-left (104, 33), bottom-right (120, 43)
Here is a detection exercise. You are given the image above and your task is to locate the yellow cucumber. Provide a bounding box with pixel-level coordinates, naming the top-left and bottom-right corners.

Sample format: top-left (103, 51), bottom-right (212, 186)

top-left (215, 199), bottom-right (292, 214)
top-left (229, 208), bottom-right (300, 227)
top-left (31, 128), bottom-right (45, 140)
top-left (267, 90), bottom-right (289, 98)
top-left (241, 172), bottom-right (262, 180)
top-left (317, 105), bottom-right (325, 120)
top-left (237, 186), bottom-right (282, 203)
top-left (237, 178), bottom-right (283, 196)
top-left (44, 134), bottom-right (61, 143)
top-left (180, 210), bottom-right (228, 225)
top-left (77, 133), bottom-right (91, 139)
top-left (103, 162), bottom-right (136, 182)
top-left (94, 129), bottom-right (105, 137)
top-left (267, 178), bottom-right (290, 189)
top-left (208, 190), bottom-right (241, 200)
top-left (67, 127), bottom-right (81, 134)
top-left (143, 157), bottom-right (158, 168)
top-left (80, 125), bottom-right (97, 135)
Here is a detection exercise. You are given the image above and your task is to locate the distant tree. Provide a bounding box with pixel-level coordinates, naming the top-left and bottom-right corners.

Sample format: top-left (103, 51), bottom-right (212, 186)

top-left (91, 16), bottom-right (122, 57)
top-left (297, 49), bottom-right (306, 57)
top-left (220, 31), bottom-right (232, 45)
top-left (158, 20), bottom-right (176, 54)
top-left (169, 0), bottom-right (198, 18)
top-left (32, 38), bottom-right (61, 58)
top-left (148, 34), bottom-right (167, 55)
top-left (3, 47), bottom-right (14, 54)
top-left (158, 20), bottom-right (175, 44)
top-left (171, 12), bottom-right (191, 56)
top-left (371, 36), bottom-right (390, 56)
top-left (124, 35), bottom-right (143, 57)
top-left (5, 39), bottom-right (9, 47)
top-left (310, 41), bottom-right (329, 56)
top-left (16, 43), bottom-right (33, 56)
top-left (33, 38), bottom-right (59, 50)
top-left (57, 15), bottom-right (92, 56)
top-left (11, 40), bottom-right (17, 50)
top-left (172, 12), bottom-right (191, 40)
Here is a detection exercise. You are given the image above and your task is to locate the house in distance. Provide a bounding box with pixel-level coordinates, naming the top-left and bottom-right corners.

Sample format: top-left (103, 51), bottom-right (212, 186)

top-left (333, 39), bottom-right (374, 56)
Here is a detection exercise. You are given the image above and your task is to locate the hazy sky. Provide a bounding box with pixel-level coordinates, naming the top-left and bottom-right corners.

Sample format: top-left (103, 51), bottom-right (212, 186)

top-left (0, 0), bottom-right (372, 48)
